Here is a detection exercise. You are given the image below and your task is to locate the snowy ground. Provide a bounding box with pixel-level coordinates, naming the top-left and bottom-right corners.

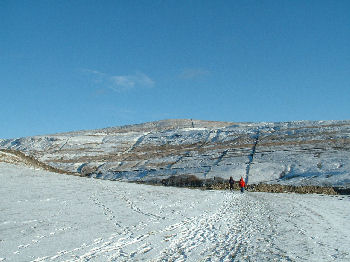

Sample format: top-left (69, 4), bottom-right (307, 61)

top-left (1, 163), bottom-right (350, 262)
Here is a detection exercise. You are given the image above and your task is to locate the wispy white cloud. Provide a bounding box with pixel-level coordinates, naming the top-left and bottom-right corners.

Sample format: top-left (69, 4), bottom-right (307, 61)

top-left (81, 68), bottom-right (106, 76)
top-left (110, 72), bottom-right (155, 90)
top-left (82, 69), bottom-right (155, 91)
top-left (180, 68), bottom-right (210, 80)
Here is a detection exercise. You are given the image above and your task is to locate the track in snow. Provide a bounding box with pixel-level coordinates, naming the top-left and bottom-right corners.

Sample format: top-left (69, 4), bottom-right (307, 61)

top-left (1, 164), bottom-right (350, 262)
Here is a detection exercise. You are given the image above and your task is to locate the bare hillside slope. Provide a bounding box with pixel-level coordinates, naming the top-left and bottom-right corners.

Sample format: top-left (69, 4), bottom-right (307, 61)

top-left (1, 119), bottom-right (350, 187)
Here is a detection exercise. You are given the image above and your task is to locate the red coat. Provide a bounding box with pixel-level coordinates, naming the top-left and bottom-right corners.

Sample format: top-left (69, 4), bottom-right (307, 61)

top-left (239, 178), bottom-right (245, 188)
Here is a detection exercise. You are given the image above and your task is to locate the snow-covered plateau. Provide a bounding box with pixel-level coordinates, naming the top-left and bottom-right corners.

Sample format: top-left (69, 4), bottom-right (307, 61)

top-left (1, 119), bottom-right (350, 187)
top-left (1, 163), bottom-right (350, 262)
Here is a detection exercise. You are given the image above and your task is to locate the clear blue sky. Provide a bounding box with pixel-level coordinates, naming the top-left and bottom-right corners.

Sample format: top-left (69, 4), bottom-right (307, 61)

top-left (1, 0), bottom-right (349, 138)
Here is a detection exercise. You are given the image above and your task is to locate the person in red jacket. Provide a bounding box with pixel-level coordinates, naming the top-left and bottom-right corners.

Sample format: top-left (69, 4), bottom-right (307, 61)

top-left (239, 177), bottom-right (246, 193)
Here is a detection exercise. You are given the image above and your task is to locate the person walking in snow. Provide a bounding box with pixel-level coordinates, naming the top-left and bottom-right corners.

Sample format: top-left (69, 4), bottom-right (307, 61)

top-left (239, 177), bottom-right (245, 193)
top-left (229, 176), bottom-right (235, 191)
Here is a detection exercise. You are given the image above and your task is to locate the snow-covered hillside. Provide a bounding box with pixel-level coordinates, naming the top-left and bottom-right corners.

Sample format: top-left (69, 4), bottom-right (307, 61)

top-left (1, 119), bottom-right (350, 187)
top-left (1, 163), bottom-right (349, 261)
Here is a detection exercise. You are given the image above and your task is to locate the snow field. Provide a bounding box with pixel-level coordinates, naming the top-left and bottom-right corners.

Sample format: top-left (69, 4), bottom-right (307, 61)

top-left (1, 163), bottom-right (349, 261)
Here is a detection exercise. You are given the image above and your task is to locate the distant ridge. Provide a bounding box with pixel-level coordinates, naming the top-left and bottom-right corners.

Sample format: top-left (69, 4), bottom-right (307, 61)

top-left (23, 119), bottom-right (236, 137)
top-left (100, 119), bottom-right (236, 134)
top-left (1, 119), bottom-right (350, 188)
